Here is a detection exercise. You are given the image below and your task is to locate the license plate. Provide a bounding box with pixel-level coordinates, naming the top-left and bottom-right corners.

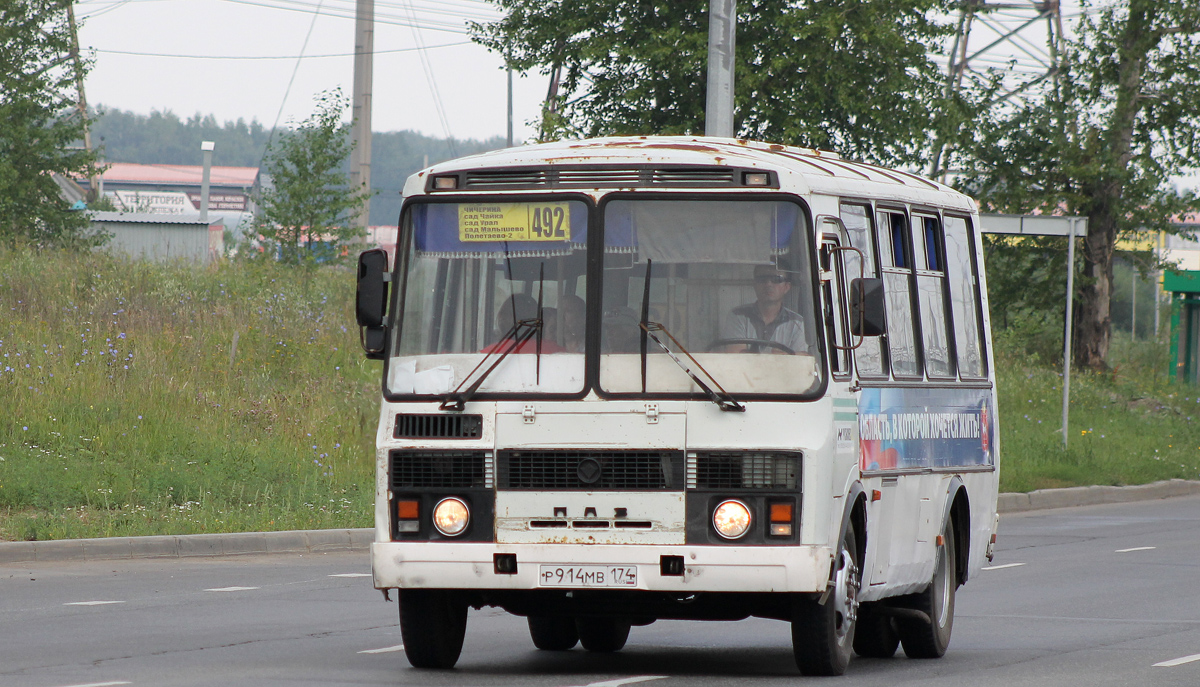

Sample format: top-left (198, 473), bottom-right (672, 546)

top-left (538, 565), bottom-right (638, 588)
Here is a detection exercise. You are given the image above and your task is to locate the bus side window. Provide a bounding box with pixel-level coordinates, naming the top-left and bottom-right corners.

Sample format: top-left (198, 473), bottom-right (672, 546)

top-left (839, 203), bottom-right (885, 377)
top-left (944, 215), bottom-right (987, 378)
top-left (877, 211), bottom-right (920, 377)
top-left (913, 215), bottom-right (954, 378)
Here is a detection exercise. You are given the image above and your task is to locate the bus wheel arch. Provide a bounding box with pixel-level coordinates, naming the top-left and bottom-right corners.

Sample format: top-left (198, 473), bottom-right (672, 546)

top-left (945, 478), bottom-right (970, 587)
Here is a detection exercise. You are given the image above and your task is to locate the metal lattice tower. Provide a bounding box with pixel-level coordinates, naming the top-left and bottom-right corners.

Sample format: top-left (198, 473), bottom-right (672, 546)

top-left (931, 0), bottom-right (1066, 178)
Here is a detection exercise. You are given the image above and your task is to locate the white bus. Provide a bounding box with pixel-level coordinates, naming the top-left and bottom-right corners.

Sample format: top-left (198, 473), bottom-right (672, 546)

top-left (355, 136), bottom-right (999, 676)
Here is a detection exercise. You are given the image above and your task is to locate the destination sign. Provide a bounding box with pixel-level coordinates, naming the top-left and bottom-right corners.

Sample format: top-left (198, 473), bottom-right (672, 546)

top-left (458, 203), bottom-right (571, 242)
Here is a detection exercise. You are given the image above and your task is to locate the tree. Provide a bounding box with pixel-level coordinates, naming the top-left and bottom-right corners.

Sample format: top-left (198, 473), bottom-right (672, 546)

top-left (0, 0), bottom-right (104, 247)
top-left (473, 0), bottom-right (953, 166)
top-left (954, 0), bottom-right (1200, 370)
top-left (253, 90), bottom-right (371, 265)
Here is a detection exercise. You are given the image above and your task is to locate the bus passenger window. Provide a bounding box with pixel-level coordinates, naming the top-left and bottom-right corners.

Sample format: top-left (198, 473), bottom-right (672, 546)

top-left (840, 203), bottom-right (885, 377)
top-left (944, 215), bottom-right (987, 378)
top-left (913, 215), bottom-right (952, 378)
top-left (877, 211), bottom-right (920, 377)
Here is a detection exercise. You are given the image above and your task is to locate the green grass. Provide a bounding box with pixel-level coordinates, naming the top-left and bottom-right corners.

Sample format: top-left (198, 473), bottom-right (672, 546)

top-left (1, 246), bottom-right (1196, 541)
top-left (995, 327), bottom-right (1200, 492)
top-left (0, 246), bottom-right (381, 541)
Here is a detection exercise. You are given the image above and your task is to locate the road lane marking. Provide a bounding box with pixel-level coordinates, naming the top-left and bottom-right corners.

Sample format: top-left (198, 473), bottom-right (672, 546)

top-left (1116, 546), bottom-right (1156, 553)
top-left (204, 586), bottom-right (260, 592)
top-left (982, 563), bottom-right (1025, 570)
top-left (56, 682), bottom-right (132, 687)
top-left (330, 573), bottom-right (372, 578)
top-left (562, 677), bottom-right (669, 687)
top-left (64, 601), bottom-right (126, 606)
top-left (1155, 653), bottom-right (1200, 667)
top-left (359, 644), bottom-right (405, 654)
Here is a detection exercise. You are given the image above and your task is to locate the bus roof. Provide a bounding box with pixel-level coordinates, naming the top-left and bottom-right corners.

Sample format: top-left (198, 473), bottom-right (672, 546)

top-left (406, 136), bottom-right (977, 213)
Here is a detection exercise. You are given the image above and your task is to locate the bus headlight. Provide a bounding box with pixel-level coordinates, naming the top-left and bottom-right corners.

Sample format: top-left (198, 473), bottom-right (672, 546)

top-left (432, 497), bottom-right (470, 536)
top-left (712, 499), bottom-right (752, 539)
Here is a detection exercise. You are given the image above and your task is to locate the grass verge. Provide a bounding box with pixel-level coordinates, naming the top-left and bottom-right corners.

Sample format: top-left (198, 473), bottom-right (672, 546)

top-left (0, 247), bottom-right (379, 541)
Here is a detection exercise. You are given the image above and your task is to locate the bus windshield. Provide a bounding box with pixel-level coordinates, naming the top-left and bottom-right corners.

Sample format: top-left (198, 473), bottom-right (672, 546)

top-left (599, 198), bottom-right (820, 397)
top-left (388, 196), bottom-right (820, 398)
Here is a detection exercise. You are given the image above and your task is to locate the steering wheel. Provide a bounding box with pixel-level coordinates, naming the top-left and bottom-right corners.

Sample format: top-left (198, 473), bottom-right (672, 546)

top-left (708, 338), bottom-right (796, 355)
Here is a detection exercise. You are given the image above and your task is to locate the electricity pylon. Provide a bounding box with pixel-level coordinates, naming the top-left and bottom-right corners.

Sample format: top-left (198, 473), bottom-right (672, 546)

top-left (930, 0), bottom-right (1066, 179)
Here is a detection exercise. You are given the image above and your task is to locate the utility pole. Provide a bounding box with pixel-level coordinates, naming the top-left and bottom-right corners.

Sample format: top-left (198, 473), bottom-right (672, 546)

top-left (705, 0), bottom-right (736, 138)
top-left (507, 67), bottom-right (514, 148)
top-left (65, 2), bottom-right (98, 201)
top-left (349, 0), bottom-right (374, 230)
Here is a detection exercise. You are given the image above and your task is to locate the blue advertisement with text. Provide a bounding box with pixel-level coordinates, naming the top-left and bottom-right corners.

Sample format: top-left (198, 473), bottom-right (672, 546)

top-left (859, 387), bottom-right (995, 471)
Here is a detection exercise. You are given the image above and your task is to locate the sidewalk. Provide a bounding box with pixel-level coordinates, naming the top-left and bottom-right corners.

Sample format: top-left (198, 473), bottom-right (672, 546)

top-left (2, 480), bottom-right (1198, 565)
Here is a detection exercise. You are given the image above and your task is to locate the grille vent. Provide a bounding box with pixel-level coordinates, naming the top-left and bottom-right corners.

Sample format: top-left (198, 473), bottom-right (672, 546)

top-left (451, 166), bottom-right (768, 191)
top-left (394, 414), bottom-right (482, 439)
top-left (390, 450), bottom-right (492, 489)
top-left (688, 452), bottom-right (800, 490)
top-left (498, 450), bottom-right (684, 490)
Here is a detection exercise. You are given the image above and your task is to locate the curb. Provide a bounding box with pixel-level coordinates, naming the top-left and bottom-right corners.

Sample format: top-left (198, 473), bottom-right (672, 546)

top-left (997, 478), bottom-right (1200, 514)
top-left (3, 480), bottom-right (1198, 564)
top-left (0, 528), bottom-right (373, 565)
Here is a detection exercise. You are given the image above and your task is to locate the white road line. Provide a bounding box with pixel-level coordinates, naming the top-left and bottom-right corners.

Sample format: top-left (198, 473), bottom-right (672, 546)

top-left (562, 677), bottom-right (669, 687)
top-left (1154, 653), bottom-right (1200, 667)
top-left (358, 644), bottom-right (405, 654)
top-left (64, 601), bottom-right (126, 606)
top-left (56, 681), bottom-right (132, 687)
top-left (329, 573), bottom-right (373, 578)
top-left (982, 563), bottom-right (1025, 571)
top-left (204, 586), bottom-right (260, 592)
top-left (1116, 546), bottom-right (1156, 553)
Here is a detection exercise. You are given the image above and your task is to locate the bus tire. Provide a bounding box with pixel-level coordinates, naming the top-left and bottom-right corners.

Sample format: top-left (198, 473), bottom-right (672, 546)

top-left (853, 603), bottom-right (899, 658)
top-left (528, 615), bottom-right (579, 651)
top-left (576, 617), bottom-right (631, 652)
top-left (898, 519), bottom-right (956, 659)
top-left (792, 528), bottom-right (860, 676)
top-left (398, 589), bottom-right (468, 669)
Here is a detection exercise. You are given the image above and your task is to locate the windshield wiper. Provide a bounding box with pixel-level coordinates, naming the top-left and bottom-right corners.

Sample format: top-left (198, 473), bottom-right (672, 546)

top-left (639, 321), bottom-right (744, 412)
top-left (439, 317), bottom-right (541, 411)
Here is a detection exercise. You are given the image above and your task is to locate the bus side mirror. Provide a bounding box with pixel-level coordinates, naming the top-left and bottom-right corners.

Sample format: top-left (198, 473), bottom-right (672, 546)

top-left (849, 278), bottom-right (885, 337)
top-left (356, 249), bottom-right (389, 357)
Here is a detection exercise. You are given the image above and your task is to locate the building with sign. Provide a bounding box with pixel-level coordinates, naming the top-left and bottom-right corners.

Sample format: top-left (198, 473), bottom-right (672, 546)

top-left (77, 162), bottom-right (260, 238)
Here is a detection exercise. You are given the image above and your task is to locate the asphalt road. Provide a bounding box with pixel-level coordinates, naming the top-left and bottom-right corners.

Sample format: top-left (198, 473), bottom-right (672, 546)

top-left (2, 495), bottom-right (1199, 687)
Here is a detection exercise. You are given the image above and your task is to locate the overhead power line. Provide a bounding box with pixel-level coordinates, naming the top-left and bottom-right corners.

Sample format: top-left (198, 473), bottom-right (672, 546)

top-left (91, 41), bottom-right (471, 60)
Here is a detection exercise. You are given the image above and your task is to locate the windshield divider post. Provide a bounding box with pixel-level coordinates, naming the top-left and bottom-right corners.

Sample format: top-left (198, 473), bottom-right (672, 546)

top-left (535, 262), bottom-right (545, 384)
top-left (640, 258), bottom-right (653, 393)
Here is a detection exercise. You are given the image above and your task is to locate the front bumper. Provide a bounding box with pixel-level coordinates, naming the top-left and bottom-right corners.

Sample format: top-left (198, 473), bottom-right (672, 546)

top-left (371, 541), bottom-right (833, 593)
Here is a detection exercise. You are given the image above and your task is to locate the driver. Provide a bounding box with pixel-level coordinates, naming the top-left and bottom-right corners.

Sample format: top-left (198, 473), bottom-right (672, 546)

top-left (721, 262), bottom-right (807, 354)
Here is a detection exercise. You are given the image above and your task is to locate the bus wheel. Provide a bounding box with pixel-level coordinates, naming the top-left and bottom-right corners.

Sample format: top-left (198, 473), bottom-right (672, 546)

top-left (398, 589), bottom-right (468, 669)
top-left (853, 602), bottom-right (899, 658)
top-left (898, 519), bottom-right (956, 659)
top-left (792, 528), bottom-right (860, 676)
top-left (576, 617), bottom-right (631, 652)
top-left (528, 615), bottom-right (579, 651)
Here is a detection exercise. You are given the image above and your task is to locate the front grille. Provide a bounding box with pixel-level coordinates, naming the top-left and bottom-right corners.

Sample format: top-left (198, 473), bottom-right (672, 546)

top-left (498, 450), bottom-right (684, 490)
top-left (447, 166), bottom-right (774, 191)
top-left (689, 452), bottom-right (801, 490)
top-left (390, 450), bottom-right (492, 489)
top-left (394, 414), bottom-right (482, 439)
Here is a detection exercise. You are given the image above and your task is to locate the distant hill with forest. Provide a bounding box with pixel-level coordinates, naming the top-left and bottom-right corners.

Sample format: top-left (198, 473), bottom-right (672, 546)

top-left (89, 107), bottom-right (509, 225)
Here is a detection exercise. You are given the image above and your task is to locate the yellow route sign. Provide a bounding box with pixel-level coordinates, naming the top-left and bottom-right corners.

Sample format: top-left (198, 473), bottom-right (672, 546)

top-left (458, 203), bottom-right (571, 242)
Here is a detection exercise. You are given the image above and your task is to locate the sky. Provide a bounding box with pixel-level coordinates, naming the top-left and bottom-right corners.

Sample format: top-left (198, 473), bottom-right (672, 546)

top-left (74, 0), bottom-right (1081, 146)
top-left (75, 0), bottom-right (547, 143)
